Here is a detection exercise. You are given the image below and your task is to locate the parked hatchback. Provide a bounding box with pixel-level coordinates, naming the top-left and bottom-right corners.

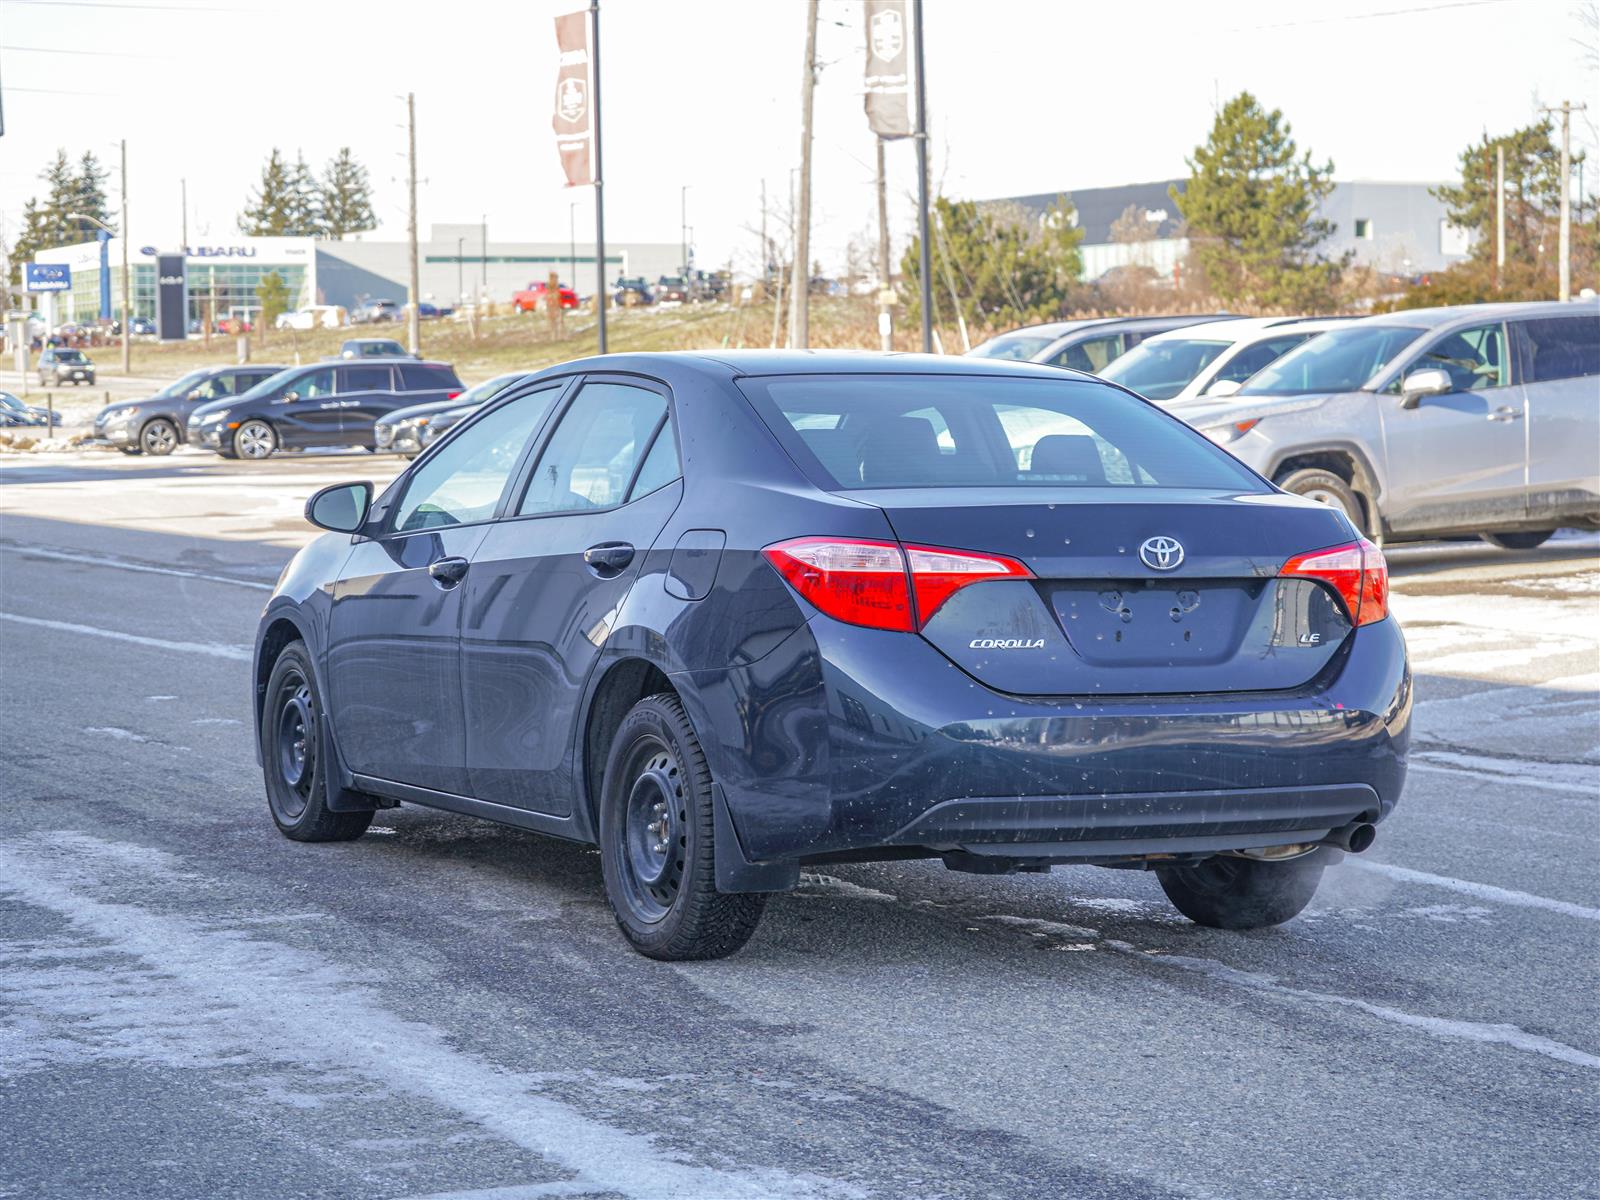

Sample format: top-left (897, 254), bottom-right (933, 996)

top-left (38, 348), bottom-right (95, 386)
top-left (93, 364), bottom-right (285, 455)
top-left (1101, 317), bottom-right (1354, 404)
top-left (1181, 300), bottom-right (1600, 548)
top-left (256, 351), bottom-right (1407, 960)
top-left (375, 371), bottom-right (532, 458)
top-left (190, 359), bottom-right (463, 459)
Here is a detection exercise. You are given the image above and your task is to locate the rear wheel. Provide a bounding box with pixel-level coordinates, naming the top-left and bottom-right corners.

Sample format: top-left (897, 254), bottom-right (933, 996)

top-left (261, 641), bottom-right (371, 842)
top-left (1277, 468), bottom-right (1364, 531)
top-left (139, 417), bottom-right (179, 456)
top-left (1156, 852), bottom-right (1325, 929)
top-left (234, 420), bottom-right (277, 460)
top-left (598, 693), bottom-right (765, 960)
top-left (1482, 529), bottom-right (1555, 551)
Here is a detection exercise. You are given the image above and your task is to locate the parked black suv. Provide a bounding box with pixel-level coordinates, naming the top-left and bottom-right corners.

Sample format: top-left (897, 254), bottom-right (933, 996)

top-left (188, 359), bottom-right (463, 459)
top-left (93, 364), bottom-right (285, 455)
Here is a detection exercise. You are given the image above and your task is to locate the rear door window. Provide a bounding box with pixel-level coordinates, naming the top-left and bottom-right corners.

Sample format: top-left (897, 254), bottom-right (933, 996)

top-left (1051, 334), bottom-right (1122, 372)
top-left (518, 382), bottom-right (669, 515)
top-left (1213, 334), bottom-right (1311, 385)
top-left (339, 365), bottom-right (394, 392)
top-left (1516, 316), bottom-right (1600, 382)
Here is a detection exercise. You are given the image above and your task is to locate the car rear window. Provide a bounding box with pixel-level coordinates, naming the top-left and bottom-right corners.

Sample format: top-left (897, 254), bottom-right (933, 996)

top-left (966, 333), bottom-right (1057, 361)
top-left (399, 364), bottom-right (462, 390)
top-left (738, 374), bottom-right (1263, 491)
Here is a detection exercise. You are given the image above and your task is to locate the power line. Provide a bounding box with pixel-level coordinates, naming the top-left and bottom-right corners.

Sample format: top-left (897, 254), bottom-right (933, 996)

top-left (1, 0), bottom-right (246, 9)
top-left (4, 84), bottom-right (119, 96)
top-left (2, 44), bottom-right (169, 57)
top-left (1226, 0), bottom-right (1512, 33)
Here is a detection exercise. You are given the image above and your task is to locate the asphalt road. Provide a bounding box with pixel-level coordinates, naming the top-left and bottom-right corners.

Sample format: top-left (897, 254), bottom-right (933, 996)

top-left (2, 448), bottom-right (1597, 1200)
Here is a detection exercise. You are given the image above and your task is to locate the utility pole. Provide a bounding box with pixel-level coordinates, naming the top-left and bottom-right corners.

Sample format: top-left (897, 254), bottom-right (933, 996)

top-left (180, 176), bottom-right (187, 251)
top-left (569, 201), bottom-right (576, 290)
top-left (680, 185), bottom-right (689, 276)
top-left (876, 137), bottom-right (892, 352)
top-left (912, 0), bottom-right (932, 353)
top-left (119, 138), bottom-right (130, 374)
top-left (1495, 144), bottom-right (1504, 289)
top-left (480, 213), bottom-right (487, 299)
top-left (592, 0), bottom-right (607, 353)
top-left (456, 236), bottom-right (464, 302)
top-left (405, 92), bottom-right (421, 355)
top-left (789, 2), bottom-right (818, 349)
top-left (1542, 100), bottom-right (1587, 302)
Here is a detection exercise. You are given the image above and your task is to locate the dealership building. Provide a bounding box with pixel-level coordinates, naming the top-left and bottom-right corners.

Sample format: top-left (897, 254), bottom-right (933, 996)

top-left (31, 224), bottom-right (683, 325)
top-left (985, 179), bottom-right (1470, 282)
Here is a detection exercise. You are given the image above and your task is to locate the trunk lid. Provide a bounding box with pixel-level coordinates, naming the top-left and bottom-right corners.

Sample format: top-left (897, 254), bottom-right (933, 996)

top-left (866, 487), bottom-right (1357, 696)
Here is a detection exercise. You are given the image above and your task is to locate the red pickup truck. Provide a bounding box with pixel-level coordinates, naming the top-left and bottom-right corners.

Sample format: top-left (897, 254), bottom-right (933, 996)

top-left (512, 281), bottom-right (579, 312)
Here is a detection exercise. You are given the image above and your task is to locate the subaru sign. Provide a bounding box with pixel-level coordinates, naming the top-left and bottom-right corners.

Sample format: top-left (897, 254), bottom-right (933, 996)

top-left (25, 263), bottom-right (71, 292)
top-left (155, 253), bottom-right (187, 342)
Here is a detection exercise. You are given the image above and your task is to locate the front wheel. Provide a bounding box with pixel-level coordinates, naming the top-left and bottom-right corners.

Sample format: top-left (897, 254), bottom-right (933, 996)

top-left (234, 419), bottom-right (278, 460)
top-left (1156, 852), bottom-right (1326, 929)
top-left (598, 693), bottom-right (766, 960)
top-left (1277, 468), bottom-right (1365, 532)
top-left (139, 418), bottom-right (179, 456)
top-left (1482, 529), bottom-right (1555, 551)
top-left (261, 641), bottom-right (371, 842)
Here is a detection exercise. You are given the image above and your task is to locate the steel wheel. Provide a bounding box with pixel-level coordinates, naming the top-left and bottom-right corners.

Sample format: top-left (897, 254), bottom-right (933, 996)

top-left (235, 420), bottom-right (277, 459)
top-left (140, 418), bottom-right (178, 456)
top-left (272, 672), bottom-right (317, 822)
top-left (618, 740), bottom-right (688, 923)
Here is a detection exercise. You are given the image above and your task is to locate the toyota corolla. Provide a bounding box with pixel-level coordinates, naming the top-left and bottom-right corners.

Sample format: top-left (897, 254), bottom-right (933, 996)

top-left (255, 352), bottom-right (1409, 959)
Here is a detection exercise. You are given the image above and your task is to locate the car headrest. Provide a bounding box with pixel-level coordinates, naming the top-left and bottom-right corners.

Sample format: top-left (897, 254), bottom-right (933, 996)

top-left (858, 416), bottom-right (942, 486)
top-left (1028, 434), bottom-right (1106, 483)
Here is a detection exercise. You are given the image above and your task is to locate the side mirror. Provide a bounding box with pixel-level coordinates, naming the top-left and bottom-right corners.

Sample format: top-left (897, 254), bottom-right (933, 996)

top-left (305, 481), bottom-right (372, 533)
top-left (1400, 367), bottom-right (1452, 409)
top-left (1204, 378), bottom-right (1243, 398)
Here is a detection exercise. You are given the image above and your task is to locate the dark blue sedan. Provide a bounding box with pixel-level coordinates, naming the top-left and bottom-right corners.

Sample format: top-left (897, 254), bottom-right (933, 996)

top-left (255, 352), bottom-right (1410, 959)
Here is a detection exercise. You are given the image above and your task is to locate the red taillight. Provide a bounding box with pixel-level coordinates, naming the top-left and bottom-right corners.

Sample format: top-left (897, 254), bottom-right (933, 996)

top-left (446, 390), bottom-right (463, 400)
top-left (1281, 537), bottom-right (1388, 626)
top-left (762, 537), bottom-right (1031, 632)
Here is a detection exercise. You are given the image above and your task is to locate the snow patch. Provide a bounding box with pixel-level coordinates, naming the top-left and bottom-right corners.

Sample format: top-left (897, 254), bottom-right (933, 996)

top-left (796, 873), bottom-right (896, 902)
top-left (83, 726), bottom-right (149, 743)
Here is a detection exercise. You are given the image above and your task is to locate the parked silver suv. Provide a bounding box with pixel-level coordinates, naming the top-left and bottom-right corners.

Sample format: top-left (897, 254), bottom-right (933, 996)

top-left (1177, 300), bottom-right (1600, 548)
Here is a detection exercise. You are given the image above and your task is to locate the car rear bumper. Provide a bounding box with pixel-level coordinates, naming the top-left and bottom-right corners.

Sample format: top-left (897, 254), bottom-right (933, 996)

top-left (688, 614), bottom-right (1410, 865)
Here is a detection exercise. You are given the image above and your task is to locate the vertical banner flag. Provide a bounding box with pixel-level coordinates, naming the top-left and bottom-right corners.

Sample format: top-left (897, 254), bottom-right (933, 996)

top-left (863, 0), bottom-right (912, 138)
top-left (552, 10), bottom-right (594, 187)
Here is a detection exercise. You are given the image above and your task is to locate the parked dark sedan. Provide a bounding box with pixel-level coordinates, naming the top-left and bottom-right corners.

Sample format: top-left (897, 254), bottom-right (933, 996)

top-left (256, 352), bottom-right (1408, 960)
top-left (0, 391), bottom-right (57, 427)
top-left (374, 371), bottom-right (533, 458)
top-left (189, 358), bottom-right (462, 459)
top-left (968, 314), bottom-right (1241, 373)
top-left (93, 364), bottom-right (284, 455)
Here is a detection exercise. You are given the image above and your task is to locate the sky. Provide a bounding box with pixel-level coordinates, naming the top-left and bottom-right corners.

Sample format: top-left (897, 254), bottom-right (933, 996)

top-left (1, 0), bottom-right (1595, 280)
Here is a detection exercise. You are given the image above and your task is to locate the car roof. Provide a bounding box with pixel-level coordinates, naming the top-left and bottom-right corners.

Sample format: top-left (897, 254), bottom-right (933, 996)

top-left (1361, 299), bottom-right (1598, 328)
top-left (535, 349), bottom-right (1093, 382)
top-left (1142, 316), bottom-right (1355, 344)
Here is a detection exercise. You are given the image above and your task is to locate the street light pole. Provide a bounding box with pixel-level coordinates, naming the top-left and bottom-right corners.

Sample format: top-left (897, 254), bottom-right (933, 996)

top-left (681, 185), bottom-right (688, 276)
top-left (569, 201), bottom-right (576, 291)
top-left (119, 139), bottom-right (130, 374)
top-left (457, 236), bottom-right (464, 302)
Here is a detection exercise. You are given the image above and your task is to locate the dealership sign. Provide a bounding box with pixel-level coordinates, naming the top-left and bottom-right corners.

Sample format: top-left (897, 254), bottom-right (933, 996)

top-left (25, 263), bottom-right (71, 292)
top-left (141, 244), bottom-right (259, 259)
top-left (155, 253), bottom-right (187, 342)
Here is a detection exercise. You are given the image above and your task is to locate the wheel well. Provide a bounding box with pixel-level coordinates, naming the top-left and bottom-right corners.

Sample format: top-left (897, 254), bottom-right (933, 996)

top-left (583, 659), bottom-right (674, 828)
top-left (255, 618), bottom-right (302, 725)
top-left (1272, 451), bottom-right (1376, 532)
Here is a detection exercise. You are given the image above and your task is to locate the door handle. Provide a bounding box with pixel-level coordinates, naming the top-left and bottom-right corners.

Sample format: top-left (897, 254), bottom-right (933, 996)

top-left (428, 556), bottom-right (470, 587)
top-left (583, 542), bottom-right (635, 573)
top-left (1487, 406), bottom-right (1524, 422)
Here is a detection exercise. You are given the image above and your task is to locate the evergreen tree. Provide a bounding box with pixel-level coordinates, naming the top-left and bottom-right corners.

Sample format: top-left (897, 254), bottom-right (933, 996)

top-left (319, 147), bottom-right (376, 239)
top-left (72, 151), bottom-right (115, 239)
top-left (287, 152), bottom-right (323, 237)
top-left (41, 150), bottom-right (81, 245)
top-left (257, 271), bottom-right (292, 326)
top-left (901, 195), bottom-right (1086, 333)
top-left (238, 149), bottom-right (300, 236)
top-left (1433, 119), bottom-right (1581, 265)
top-left (1173, 92), bottom-right (1344, 310)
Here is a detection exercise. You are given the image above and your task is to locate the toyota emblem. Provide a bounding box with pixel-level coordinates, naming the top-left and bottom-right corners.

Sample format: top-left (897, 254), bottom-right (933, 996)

top-left (1139, 536), bottom-right (1184, 571)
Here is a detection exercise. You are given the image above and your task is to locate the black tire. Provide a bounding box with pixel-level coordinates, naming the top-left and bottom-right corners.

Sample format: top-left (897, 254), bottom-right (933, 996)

top-left (118, 447), bottom-right (142, 456)
top-left (234, 419), bottom-right (277, 460)
top-left (1481, 529), bottom-right (1555, 551)
top-left (217, 445), bottom-right (239, 460)
top-left (1277, 468), bottom-right (1365, 532)
top-left (261, 641), bottom-right (371, 842)
top-left (598, 693), bottom-right (766, 960)
top-left (1156, 852), bottom-right (1326, 930)
top-left (139, 417), bottom-right (179, 456)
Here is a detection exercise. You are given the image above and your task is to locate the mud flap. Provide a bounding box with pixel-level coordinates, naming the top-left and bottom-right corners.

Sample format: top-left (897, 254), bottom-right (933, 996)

top-left (713, 782), bottom-right (798, 893)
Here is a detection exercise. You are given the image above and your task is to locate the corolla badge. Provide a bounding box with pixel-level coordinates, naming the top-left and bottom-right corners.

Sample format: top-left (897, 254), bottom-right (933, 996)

top-left (969, 638), bottom-right (1045, 649)
top-left (1139, 536), bottom-right (1184, 571)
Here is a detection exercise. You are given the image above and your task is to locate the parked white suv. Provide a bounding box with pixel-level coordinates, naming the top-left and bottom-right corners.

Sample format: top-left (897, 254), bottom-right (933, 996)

top-left (1101, 316), bottom-right (1353, 404)
top-left (1180, 300), bottom-right (1600, 547)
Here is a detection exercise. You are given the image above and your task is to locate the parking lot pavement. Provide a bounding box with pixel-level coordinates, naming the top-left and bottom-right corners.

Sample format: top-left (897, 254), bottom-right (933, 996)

top-left (2, 453), bottom-right (1596, 1200)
